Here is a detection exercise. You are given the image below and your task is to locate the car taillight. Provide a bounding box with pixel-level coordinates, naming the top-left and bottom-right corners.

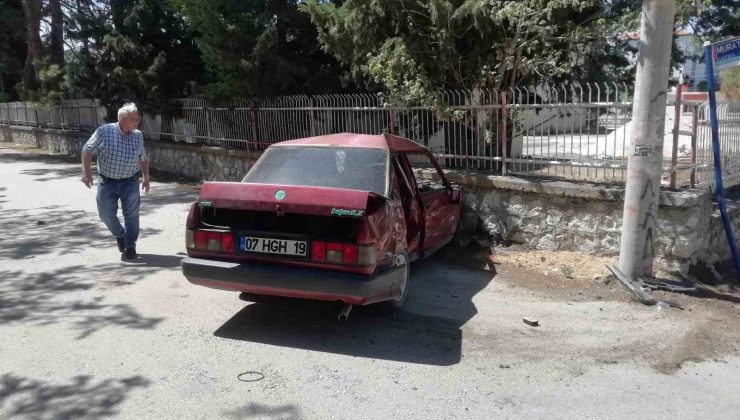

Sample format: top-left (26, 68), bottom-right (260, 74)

top-left (358, 244), bottom-right (377, 266)
top-left (221, 234), bottom-right (234, 253)
top-left (342, 244), bottom-right (358, 264)
top-left (206, 232), bottom-right (221, 251)
top-left (310, 241), bottom-right (375, 266)
top-left (311, 241), bottom-right (326, 262)
top-left (194, 230), bottom-right (207, 249)
top-left (188, 229), bottom-right (233, 254)
top-left (326, 242), bottom-right (342, 264)
top-left (186, 230), bottom-right (195, 248)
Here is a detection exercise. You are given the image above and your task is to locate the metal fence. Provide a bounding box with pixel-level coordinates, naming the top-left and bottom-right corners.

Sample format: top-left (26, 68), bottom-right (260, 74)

top-left (151, 83), bottom-right (635, 182)
top-left (691, 102), bottom-right (740, 189)
top-left (2, 85), bottom-right (738, 188)
top-left (0, 100), bottom-right (103, 130)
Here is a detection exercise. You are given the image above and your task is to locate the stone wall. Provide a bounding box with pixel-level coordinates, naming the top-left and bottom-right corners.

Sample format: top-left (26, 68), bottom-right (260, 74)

top-left (147, 141), bottom-right (258, 181)
top-left (0, 124), bottom-right (259, 182)
top-left (416, 169), bottom-right (736, 275)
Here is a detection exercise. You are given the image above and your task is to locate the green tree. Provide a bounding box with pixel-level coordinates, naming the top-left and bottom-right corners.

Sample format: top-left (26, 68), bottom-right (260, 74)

top-left (169, 0), bottom-right (349, 99)
top-left (721, 67), bottom-right (740, 101)
top-left (302, 0), bottom-right (618, 107)
top-left (21, 0), bottom-right (43, 98)
top-left (65, 0), bottom-right (206, 108)
top-left (0, 0), bottom-right (26, 101)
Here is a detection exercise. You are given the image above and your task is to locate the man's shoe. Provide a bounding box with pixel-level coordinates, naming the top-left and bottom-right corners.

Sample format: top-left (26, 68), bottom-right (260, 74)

top-left (116, 236), bottom-right (125, 253)
top-left (123, 247), bottom-right (137, 260)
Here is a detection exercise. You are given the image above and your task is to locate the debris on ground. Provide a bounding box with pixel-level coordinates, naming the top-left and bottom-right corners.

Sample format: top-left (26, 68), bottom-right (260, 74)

top-left (523, 317), bottom-right (539, 327)
top-left (608, 265), bottom-right (682, 308)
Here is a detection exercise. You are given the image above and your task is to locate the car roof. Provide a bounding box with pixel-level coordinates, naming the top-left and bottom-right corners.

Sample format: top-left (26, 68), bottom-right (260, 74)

top-left (271, 132), bottom-right (429, 154)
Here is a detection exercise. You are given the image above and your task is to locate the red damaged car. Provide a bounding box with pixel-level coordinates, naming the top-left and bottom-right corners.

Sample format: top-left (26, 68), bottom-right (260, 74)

top-left (181, 133), bottom-right (463, 317)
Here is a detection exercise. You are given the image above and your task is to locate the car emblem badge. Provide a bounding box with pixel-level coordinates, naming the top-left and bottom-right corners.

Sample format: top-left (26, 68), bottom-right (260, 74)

top-left (275, 190), bottom-right (286, 201)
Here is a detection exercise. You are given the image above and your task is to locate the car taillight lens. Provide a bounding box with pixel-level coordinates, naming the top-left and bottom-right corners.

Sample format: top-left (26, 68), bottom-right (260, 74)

top-left (358, 244), bottom-right (377, 266)
top-left (310, 241), bottom-right (375, 266)
top-left (206, 232), bottom-right (221, 251)
top-left (311, 241), bottom-right (326, 262)
top-left (342, 244), bottom-right (358, 264)
top-left (221, 234), bottom-right (234, 253)
top-left (326, 242), bottom-right (342, 264)
top-left (194, 230), bottom-right (207, 249)
top-left (188, 229), bottom-right (233, 253)
top-left (186, 230), bottom-right (195, 248)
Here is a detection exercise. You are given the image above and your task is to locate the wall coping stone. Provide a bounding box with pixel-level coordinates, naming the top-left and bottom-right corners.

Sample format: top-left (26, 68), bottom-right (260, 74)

top-left (3, 124), bottom-right (89, 136)
top-left (144, 139), bottom-right (260, 160)
top-left (416, 168), bottom-right (712, 208)
top-left (6, 124), bottom-right (36, 132)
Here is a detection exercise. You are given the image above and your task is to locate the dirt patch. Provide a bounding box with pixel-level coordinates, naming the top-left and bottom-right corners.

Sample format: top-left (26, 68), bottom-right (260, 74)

top-left (494, 246), bottom-right (616, 283)
top-left (440, 242), bottom-right (740, 374)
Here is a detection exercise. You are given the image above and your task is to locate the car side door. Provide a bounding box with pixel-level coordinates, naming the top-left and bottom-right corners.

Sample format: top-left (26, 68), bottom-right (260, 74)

top-left (398, 152), bottom-right (461, 253)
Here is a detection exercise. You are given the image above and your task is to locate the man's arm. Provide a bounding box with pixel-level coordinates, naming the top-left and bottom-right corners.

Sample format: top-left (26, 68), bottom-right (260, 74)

top-left (140, 160), bottom-right (150, 193)
top-left (81, 152), bottom-right (94, 188)
top-left (81, 126), bottom-right (102, 188)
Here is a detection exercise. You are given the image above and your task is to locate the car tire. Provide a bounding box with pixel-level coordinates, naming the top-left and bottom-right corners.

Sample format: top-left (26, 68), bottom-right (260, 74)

top-left (387, 252), bottom-right (410, 311)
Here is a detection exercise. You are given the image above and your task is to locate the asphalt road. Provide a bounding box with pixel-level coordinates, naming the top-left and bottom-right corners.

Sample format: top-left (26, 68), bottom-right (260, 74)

top-left (1, 147), bottom-right (739, 420)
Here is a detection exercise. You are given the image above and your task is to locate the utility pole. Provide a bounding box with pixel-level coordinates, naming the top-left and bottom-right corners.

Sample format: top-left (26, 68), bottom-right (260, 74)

top-left (618, 0), bottom-right (676, 279)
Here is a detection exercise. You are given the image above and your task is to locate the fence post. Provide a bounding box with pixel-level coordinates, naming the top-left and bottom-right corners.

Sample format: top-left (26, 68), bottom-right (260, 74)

top-left (690, 107), bottom-right (698, 188)
top-left (669, 83), bottom-right (683, 189)
top-left (388, 107), bottom-right (396, 134)
top-left (500, 91), bottom-right (508, 176)
top-left (77, 102), bottom-right (82, 130)
top-left (35, 106), bottom-right (39, 128)
top-left (309, 98), bottom-right (316, 136)
top-left (251, 107), bottom-right (259, 149)
top-left (205, 106), bottom-right (212, 140)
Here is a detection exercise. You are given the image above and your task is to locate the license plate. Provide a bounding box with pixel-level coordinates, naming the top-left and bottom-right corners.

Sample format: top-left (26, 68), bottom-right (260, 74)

top-left (240, 236), bottom-right (308, 257)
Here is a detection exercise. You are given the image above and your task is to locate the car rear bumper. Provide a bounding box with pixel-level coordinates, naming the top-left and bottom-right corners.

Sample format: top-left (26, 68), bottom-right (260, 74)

top-left (181, 257), bottom-right (404, 305)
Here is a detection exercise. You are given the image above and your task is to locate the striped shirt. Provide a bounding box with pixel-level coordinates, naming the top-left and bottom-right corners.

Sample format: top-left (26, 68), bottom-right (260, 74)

top-left (83, 123), bottom-right (148, 179)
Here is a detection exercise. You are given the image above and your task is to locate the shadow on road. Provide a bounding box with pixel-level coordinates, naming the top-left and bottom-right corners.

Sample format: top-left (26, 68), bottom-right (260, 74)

top-left (0, 149), bottom-right (200, 217)
top-left (121, 253), bottom-right (184, 268)
top-left (223, 403), bottom-right (303, 420)
top-left (214, 258), bottom-right (494, 366)
top-left (0, 263), bottom-right (166, 339)
top-left (21, 165), bottom-right (82, 182)
top-left (0, 208), bottom-right (163, 260)
top-left (0, 373), bottom-right (149, 419)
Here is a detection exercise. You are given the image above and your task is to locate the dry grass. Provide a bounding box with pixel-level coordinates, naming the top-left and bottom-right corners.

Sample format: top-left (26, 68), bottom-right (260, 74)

top-left (494, 247), bottom-right (617, 284)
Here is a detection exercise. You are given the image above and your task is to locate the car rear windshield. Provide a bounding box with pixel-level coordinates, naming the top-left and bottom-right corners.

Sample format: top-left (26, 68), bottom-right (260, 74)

top-left (243, 146), bottom-right (388, 195)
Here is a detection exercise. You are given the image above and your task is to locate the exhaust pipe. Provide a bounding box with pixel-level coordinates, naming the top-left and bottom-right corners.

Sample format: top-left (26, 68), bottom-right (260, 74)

top-left (338, 303), bottom-right (353, 321)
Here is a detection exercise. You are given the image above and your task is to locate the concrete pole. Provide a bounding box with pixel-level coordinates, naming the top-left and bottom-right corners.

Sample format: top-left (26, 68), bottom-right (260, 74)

top-left (618, 0), bottom-right (676, 279)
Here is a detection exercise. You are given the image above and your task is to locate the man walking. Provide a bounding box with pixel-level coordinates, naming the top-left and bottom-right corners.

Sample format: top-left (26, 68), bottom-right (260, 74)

top-left (81, 103), bottom-right (150, 260)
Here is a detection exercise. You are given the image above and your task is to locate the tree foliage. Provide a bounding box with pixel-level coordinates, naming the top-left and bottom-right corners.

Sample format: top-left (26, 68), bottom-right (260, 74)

top-left (0, 0), bottom-right (26, 101)
top-left (301, 0), bottom-right (627, 106)
top-left (722, 67), bottom-right (740, 102)
top-left (64, 0), bottom-right (207, 108)
top-left (0, 0), bottom-right (737, 105)
top-left (169, 0), bottom-right (348, 99)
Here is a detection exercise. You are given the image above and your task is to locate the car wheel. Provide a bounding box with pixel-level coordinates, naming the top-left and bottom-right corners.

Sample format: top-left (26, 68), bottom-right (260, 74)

top-left (388, 252), bottom-right (410, 311)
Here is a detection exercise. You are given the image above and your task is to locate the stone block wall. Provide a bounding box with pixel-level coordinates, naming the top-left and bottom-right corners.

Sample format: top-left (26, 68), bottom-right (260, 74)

top-left (147, 141), bottom-right (258, 182)
top-left (1, 124), bottom-right (259, 182)
top-left (417, 169), bottom-right (733, 275)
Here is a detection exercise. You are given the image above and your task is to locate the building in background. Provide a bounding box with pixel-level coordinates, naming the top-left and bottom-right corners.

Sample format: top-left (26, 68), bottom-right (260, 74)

top-left (621, 29), bottom-right (721, 90)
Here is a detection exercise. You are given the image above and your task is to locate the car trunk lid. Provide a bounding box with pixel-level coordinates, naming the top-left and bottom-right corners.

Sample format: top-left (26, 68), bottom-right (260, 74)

top-left (198, 182), bottom-right (377, 218)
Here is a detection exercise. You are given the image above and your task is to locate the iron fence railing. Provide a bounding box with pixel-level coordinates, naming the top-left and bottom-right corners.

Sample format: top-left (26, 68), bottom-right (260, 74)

top-left (691, 102), bottom-right (740, 190)
top-left (0, 100), bottom-right (104, 130)
top-left (3, 84), bottom-right (737, 188)
top-left (1, 84), bottom-right (635, 184)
